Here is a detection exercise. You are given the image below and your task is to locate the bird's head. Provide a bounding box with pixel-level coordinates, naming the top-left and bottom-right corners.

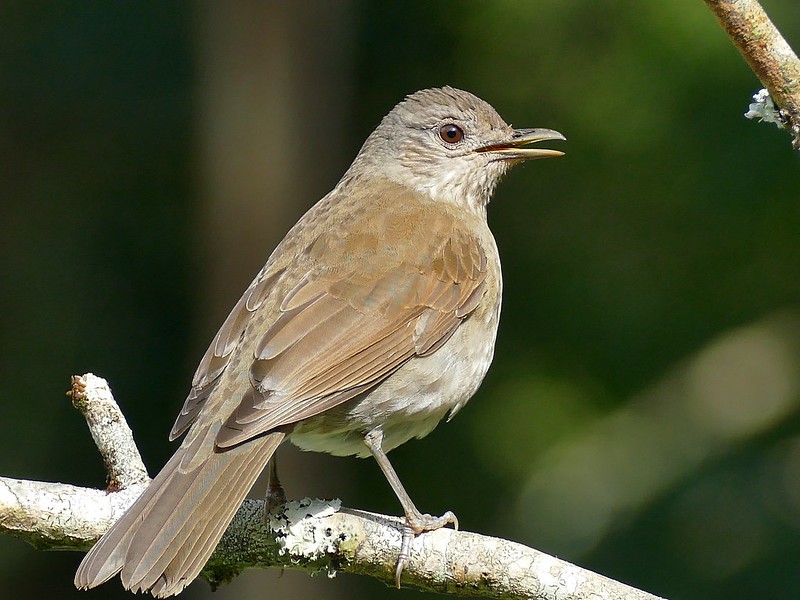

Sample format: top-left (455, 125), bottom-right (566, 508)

top-left (350, 86), bottom-right (565, 214)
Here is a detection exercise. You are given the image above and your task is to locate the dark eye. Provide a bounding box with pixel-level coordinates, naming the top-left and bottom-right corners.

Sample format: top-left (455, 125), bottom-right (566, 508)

top-left (438, 123), bottom-right (464, 144)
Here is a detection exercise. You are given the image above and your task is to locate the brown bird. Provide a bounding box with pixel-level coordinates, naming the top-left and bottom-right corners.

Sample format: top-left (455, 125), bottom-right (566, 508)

top-left (74, 86), bottom-right (564, 597)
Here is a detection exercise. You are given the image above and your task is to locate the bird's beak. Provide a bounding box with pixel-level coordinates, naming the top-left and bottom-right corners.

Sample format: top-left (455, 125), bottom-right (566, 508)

top-left (476, 128), bottom-right (566, 160)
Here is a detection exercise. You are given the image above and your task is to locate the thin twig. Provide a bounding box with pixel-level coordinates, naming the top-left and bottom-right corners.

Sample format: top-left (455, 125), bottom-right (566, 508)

top-left (703, 0), bottom-right (800, 149)
top-left (68, 373), bottom-right (150, 490)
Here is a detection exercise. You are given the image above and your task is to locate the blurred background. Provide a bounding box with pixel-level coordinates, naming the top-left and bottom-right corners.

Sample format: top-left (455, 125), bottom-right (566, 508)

top-left (1, 1), bottom-right (799, 599)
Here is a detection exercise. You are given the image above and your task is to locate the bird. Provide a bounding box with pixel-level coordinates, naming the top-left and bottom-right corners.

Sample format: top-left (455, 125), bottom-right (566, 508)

top-left (74, 86), bottom-right (564, 597)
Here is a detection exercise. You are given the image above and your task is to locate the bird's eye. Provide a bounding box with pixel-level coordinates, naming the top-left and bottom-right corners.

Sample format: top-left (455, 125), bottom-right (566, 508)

top-left (438, 123), bottom-right (464, 144)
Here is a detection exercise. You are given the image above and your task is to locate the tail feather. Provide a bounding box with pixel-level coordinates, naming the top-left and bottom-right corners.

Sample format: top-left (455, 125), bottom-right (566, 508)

top-left (122, 456), bottom-right (217, 590)
top-left (169, 441), bottom-right (273, 584)
top-left (75, 431), bottom-right (284, 597)
top-left (122, 444), bottom-right (237, 590)
top-left (75, 447), bottom-right (186, 588)
top-left (127, 434), bottom-right (281, 595)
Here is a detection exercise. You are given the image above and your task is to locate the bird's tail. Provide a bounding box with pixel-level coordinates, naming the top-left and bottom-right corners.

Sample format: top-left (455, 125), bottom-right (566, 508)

top-left (75, 429), bottom-right (285, 597)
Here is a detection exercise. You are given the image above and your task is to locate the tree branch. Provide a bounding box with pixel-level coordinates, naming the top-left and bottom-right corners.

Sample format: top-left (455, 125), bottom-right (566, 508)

top-left (703, 0), bottom-right (800, 149)
top-left (68, 374), bottom-right (150, 491)
top-left (0, 374), bottom-right (666, 600)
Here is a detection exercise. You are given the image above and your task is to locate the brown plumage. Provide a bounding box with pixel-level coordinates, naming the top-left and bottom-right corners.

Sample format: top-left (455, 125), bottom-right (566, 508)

top-left (75, 86), bottom-right (564, 596)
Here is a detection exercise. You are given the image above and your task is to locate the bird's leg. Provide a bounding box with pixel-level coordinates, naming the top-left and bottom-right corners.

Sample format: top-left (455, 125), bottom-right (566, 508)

top-left (262, 455), bottom-right (287, 524)
top-left (364, 428), bottom-right (459, 587)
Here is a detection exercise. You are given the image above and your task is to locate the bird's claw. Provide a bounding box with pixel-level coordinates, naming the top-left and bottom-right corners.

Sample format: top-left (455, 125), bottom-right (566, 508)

top-left (394, 510), bottom-right (459, 588)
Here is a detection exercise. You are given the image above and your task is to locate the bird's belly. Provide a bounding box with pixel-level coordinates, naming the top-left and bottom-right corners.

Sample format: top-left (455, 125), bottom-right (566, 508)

top-left (288, 300), bottom-right (501, 458)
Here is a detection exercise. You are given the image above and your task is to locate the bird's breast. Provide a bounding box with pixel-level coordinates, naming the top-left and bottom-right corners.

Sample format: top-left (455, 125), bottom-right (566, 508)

top-left (289, 235), bottom-right (502, 458)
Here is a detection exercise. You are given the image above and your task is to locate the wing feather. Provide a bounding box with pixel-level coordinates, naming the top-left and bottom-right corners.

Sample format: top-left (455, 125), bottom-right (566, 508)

top-left (169, 269), bottom-right (284, 440)
top-left (171, 184), bottom-right (492, 451)
top-left (215, 215), bottom-right (489, 448)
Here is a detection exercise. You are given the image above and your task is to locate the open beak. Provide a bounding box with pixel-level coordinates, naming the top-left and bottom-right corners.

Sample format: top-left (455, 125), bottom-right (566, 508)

top-left (477, 128), bottom-right (566, 160)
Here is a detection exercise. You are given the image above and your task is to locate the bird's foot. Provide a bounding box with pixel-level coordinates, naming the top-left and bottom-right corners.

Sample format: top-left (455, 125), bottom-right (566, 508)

top-left (395, 510), bottom-right (459, 587)
top-left (262, 458), bottom-right (287, 524)
top-left (264, 478), bottom-right (287, 512)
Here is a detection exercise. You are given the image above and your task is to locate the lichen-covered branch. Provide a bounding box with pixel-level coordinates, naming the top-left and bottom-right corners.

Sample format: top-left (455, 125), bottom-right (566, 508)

top-left (0, 374), bottom-right (666, 600)
top-left (703, 0), bottom-right (800, 149)
top-left (208, 499), bottom-right (665, 600)
top-left (68, 374), bottom-right (150, 490)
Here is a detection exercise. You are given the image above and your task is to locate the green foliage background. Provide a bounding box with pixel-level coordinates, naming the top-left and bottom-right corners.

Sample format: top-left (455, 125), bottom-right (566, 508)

top-left (1, 1), bottom-right (799, 599)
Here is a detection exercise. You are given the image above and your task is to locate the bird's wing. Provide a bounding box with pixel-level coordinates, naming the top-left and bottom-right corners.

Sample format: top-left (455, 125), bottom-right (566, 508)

top-left (168, 267), bottom-right (286, 441)
top-left (170, 190), bottom-right (490, 448)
